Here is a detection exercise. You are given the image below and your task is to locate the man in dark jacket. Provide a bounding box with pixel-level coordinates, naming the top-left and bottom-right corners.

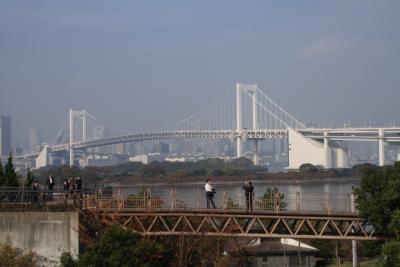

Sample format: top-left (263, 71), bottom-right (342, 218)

top-left (75, 175), bottom-right (83, 198)
top-left (243, 182), bottom-right (254, 212)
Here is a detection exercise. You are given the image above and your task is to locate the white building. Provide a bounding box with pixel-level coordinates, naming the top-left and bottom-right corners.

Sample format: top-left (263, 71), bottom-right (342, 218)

top-left (129, 153), bottom-right (165, 164)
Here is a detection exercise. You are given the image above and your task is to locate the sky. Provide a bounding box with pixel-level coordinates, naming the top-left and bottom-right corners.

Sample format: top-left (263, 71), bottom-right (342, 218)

top-left (1, 0), bottom-right (400, 147)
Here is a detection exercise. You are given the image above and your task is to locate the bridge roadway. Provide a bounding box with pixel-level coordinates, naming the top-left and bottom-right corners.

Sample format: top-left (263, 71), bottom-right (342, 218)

top-left (14, 127), bottom-right (400, 159)
top-left (52, 127), bottom-right (400, 152)
top-left (83, 189), bottom-right (379, 240)
top-left (51, 129), bottom-right (288, 152)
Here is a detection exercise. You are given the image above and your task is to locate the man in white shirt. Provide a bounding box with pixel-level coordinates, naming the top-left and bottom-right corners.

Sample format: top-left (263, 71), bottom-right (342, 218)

top-left (46, 175), bottom-right (55, 200)
top-left (205, 179), bottom-right (216, 209)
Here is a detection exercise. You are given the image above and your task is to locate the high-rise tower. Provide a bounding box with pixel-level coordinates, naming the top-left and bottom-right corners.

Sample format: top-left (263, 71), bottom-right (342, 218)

top-left (0, 115), bottom-right (12, 157)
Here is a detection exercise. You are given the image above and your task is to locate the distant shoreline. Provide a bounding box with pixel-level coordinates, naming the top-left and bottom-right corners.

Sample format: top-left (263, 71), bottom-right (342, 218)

top-left (113, 175), bottom-right (360, 187)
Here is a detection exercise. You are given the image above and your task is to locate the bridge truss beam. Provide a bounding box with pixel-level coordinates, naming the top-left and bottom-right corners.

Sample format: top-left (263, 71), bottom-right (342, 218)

top-left (91, 211), bottom-right (379, 241)
top-left (50, 129), bottom-right (288, 152)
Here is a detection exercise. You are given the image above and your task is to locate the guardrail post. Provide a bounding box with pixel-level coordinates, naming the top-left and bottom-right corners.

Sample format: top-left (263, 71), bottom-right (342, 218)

top-left (197, 188), bottom-right (200, 210)
top-left (174, 189), bottom-right (177, 210)
top-left (223, 191), bottom-right (227, 210)
top-left (170, 189), bottom-right (176, 211)
top-left (275, 192), bottom-right (280, 213)
top-left (147, 188), bottom-right (152, 209)
top-left (351, 193), bottom-right (356, 215)
top-left (324, 193), bottom-right (332, 214)
top-left (170, 190), bottom-right (173, 211)
top-left (144, 189), bottom-right (147, 209)
top-left (328, 193), bottom-right (332, 214)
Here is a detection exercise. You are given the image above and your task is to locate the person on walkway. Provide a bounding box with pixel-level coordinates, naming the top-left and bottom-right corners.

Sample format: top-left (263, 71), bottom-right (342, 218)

top-left (205, 179), bottom-right (216, 209)
top-left (243, 181), bottom-right (255, 212)
top-left (63, 178), bottom-right (69, 200)
top-left (32, 180), bottom-right (40, 203)
top-left (68, 177), bottom-right (74, 198)
top-left (46, 175), bottom-right (54, 200)
top-left (75, 175), bottom-right (83, 198)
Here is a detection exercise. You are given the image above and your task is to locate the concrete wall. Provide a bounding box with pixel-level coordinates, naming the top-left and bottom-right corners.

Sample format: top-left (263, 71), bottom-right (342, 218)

top-left (288, 129), bottom-right (349, 169)
top-left (0, 212), bottom-right (79, 266)
top-left (288, 128), bottom-right (328, 169)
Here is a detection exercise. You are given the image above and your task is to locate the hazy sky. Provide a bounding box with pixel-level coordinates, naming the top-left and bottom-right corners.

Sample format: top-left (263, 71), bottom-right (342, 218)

top-left (1, 0), bottom-right (400, 146)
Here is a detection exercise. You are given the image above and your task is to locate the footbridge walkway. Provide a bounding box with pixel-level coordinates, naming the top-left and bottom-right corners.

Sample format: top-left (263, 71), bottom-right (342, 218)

top-left (0, 186), bottom-right (380, 241)
top-left (84, 186), bottom-right (379, 241)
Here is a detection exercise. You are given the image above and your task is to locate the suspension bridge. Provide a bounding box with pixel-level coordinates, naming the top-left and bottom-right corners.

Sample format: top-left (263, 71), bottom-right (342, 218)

top-left (27, 83), bottom-right (400, 169)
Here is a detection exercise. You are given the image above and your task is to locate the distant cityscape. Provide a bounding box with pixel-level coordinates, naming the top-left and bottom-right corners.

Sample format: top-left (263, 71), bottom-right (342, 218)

top-left (2, 113), bottom-right (400, 173)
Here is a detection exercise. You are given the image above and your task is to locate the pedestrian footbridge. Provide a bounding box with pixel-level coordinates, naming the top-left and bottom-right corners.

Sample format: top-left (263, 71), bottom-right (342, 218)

top-left (82, 186), bottom-right (379, 241)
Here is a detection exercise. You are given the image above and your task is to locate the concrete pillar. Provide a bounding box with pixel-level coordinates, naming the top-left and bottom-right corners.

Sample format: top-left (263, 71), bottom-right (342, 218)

top-left (69, 147), bottom-right (74, 167)
top-left (253, 140), bottom-right (259, 165)
top-left (80, 152), bottom-right (88, 167)
top-left (378, 128), bottom-right (385, 166)
top-left (35, 145), bottom-right (50, 168)
top-left (337, 141), bottom-right (348, 168)
top-left (324, 131), bottom-right (331, 168)
top-left (397, 146), bottom-right (400, 162)
top-left (236, 83), bottom-right (243, 158)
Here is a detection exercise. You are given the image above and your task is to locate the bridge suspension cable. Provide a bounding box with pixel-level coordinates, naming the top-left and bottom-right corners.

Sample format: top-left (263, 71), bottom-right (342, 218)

top-left (160, 84), bottom-right (304, 132)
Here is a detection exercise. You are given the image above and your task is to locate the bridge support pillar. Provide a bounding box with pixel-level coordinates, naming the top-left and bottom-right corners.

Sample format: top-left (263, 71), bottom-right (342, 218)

top-left (69, 148), bottom-right (74, 167)
top-left (236, 137), bottom-right (243, 158)
top-left (35, 145), bottom-right (50, 169)
top-left (337, 141), bottom-right (348, 168)
top-left (253, 140), bottom-right (259, 165)
top-left (378, 128), bottom-right (385, 166)
top-left (397, 146), bottom-right (400, 162)
top-left (324, 131), bottom-right (331, 169)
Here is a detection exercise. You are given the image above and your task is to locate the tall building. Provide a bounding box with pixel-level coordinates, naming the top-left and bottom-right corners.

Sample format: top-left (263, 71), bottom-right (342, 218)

top-left (93, 126), bottom-right (110, 154)
top-left (154, 142), bottom-right (169, 154)
top-left (0, 115), bottom-right (12, 157)
top-left (28, 128), bottom-right (41, 153)
top-left (115, 143), bottom-right (125, 154)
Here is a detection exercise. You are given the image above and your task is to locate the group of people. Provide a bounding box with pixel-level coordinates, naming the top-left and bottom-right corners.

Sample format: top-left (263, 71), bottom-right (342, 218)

top-left (205, 179), bottom-right (254, 212)
top-left (63, 175), bottom-right (83, 198)
top-left (30, 174), bottom-right (83, 203)
top-left (30, 175), bottom-right (55, 202)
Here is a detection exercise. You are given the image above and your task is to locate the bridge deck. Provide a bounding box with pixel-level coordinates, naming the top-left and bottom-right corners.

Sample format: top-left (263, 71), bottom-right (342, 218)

top-left (90, 209), bottom-right (378, 240)
top-left (0, 187), bottom-right (381, 240)
top-left (83, 188), bottom-right (380, 240)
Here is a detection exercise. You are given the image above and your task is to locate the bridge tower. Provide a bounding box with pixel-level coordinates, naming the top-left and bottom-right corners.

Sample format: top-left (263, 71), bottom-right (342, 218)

top-left (69, 109), bottom-right (87, 167)
top-left (236, 83), bottom-right (259, 164)
top-left (69, 109), bottom-right (74, 167)
top-left (378, 128), bottom-right (385, 166)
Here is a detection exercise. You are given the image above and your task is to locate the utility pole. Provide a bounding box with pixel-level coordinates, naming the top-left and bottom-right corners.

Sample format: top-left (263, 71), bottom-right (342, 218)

top-left (351, 193), bottom-right (358, 267)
